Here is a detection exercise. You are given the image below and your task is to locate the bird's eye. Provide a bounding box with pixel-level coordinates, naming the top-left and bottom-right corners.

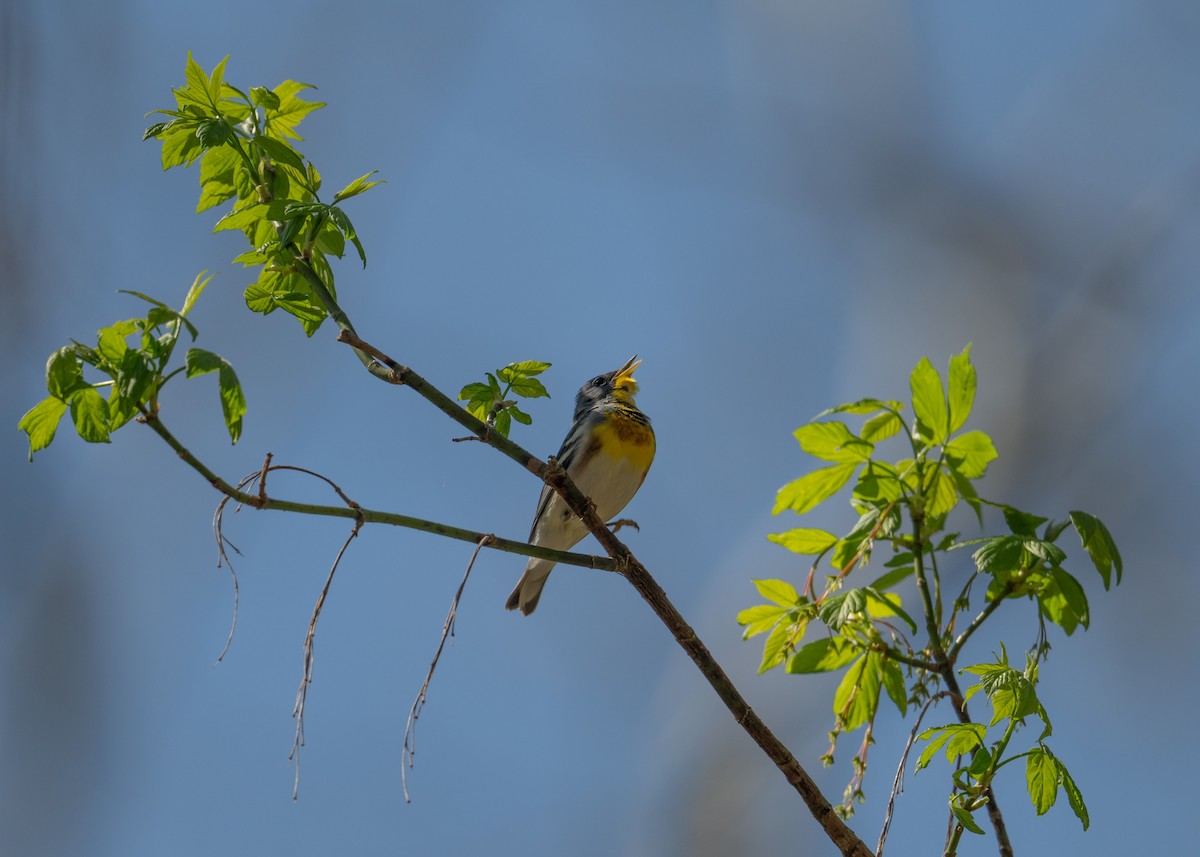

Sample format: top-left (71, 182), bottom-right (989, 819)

top-left (591, 377), bottom-right (606, 388)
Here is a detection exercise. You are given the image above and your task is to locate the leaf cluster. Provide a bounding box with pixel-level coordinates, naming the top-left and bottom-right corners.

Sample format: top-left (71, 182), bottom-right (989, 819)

top-left (145, 53), bottom-right (382, 335)
top-left (19, 274), bottom-right (244, 457)
top-left (738, 345), bottom-right (1121, 832)
top-left (917, 648), bottom-right (1089, 836)
top-left (457, 361), bottom-right (551, 438)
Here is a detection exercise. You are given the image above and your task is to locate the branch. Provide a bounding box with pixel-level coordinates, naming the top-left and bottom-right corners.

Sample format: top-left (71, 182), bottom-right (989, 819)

top-left (138, 410), bottom-right (619, 573)
top-left (324, 332), bottom-right (876, 856)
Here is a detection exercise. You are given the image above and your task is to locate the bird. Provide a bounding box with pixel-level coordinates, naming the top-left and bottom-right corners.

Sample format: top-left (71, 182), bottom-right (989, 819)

top-left (506, 355), bottom-right (656, 616)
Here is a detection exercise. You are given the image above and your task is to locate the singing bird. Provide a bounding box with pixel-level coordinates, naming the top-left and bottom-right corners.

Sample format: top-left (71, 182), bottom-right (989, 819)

top-left (506, 356), bottom-right (655, 615)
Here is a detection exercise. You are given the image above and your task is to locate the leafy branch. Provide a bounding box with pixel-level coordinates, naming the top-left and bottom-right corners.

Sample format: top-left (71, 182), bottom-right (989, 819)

top-left (19, 54), bottom-right (879, 857)
top-left (740, 345), bottom-right (1122, 855)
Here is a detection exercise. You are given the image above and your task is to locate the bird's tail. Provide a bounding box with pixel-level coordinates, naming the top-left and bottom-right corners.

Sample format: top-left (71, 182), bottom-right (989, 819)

top-left (505, 558), bottom-right (556, 616)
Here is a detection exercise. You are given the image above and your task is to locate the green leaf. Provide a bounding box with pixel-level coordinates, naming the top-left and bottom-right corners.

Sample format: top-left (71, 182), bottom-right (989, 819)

top-left (753, 578), bottom-right (801, 607)
top-left (736, 604), bottom-right (788, 638)
top-left (951, 802), bottom-right (986, 835)
top-left (218, 361), bottom-right (245, 443)
top-left (944, 430), bottom-right (998, 479)
top-left (332, 170), bottom-right (384, 202)
top-left (159, 120), bottom-right (205, 169)
top-left (786, 637), bottom-right (858, 673)
top-left (18, 396), bottom-right (69, 460)
top-left (1059, 758), bottom-right (1089, 830)
top-left (916, 723), bottom-right (986, 771)
top-left (493, 409), bottom-right (512, 437)
top-left (1026, 748), bottom-right (1059, 815)
top-left (186, 349), bottom-right (245, 442)
top-left (816, 398), bottom-right (904, 417)
top-left (509, 377), bottom-right (549, 399)
top-left (869, 562), bottom-right (913, 591)
top-left (181, 271), bottom-right (211, 317)
top-left (924, 466), bottom-right (959, 518)
top-left (266, 80), bottom-right (325, 140)
top-left (863, 587), bottom-right (918, 633)
top-left (502, 360), bottom-right (551, 377)
top-left (853, 460), bottom-right (902, 505)
top-left (328, 206), bottom-right (366, 267)
top-left (254, 134), bottom-right (306, 173)
top-left (881, 657), bottom-right (908, 716)
top-left (832, 652), bottom-right (881, 731)
top-left (1000, 504), bottom-right (1049, 537)
top-left (758, 620), bottom-right (793, 673)
top-left (46, 346), bottom-right (86, 399)
top-left (861, 410), bottom-right (902, 443)
top-left (185, 347), bottom-right (223, 377)
top-left (508, 404), bottom-right (533, 425)
top-left (250, 85), bottom-right (280, 110)
top-left (773, 463), bottom-right (858, 515)
top-left (1039, 567), bottom-right (1090, 634)
top-left (197, 144), bottom-right (240, 212)
top-left (767, 528), bottom-right (838, 555)
top-left (910, 357), bottom-right (949, 445)
top-left (69, 387), bottom-right (110, 444)
top-left (1069, 511), bottom-right (1122, 589)
top-left (947, 344), bottom-right (976, 433)
top-left (793, 422), bottom-right (873, 463)
top-left (214, 201), bottom-right (270, 233)
top-left (970, 536), bottom-right (1025, 576)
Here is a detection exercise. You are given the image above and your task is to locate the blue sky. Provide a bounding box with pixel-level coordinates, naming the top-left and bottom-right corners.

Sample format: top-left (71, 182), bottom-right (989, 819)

top-left (3, 3), bottom-right (1197, 855)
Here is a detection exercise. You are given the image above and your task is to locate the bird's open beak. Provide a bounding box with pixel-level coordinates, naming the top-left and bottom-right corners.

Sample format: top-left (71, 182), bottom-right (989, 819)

top-left (612, 355), bottom-right (641, 390)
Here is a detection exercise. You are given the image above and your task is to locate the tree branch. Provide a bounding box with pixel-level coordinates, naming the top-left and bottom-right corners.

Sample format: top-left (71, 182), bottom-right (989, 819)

top-left (137, 410), bottom-right (619, 573)
top-left (327, 331), bottom-right (876, 857)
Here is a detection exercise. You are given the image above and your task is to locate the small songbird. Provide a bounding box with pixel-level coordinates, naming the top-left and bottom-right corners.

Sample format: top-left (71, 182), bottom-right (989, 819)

top-left (506, 355), bottom-right (656, 616)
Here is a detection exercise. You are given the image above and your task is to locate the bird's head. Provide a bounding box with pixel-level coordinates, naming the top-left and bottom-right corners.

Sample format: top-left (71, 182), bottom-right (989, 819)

top-left (573, 355), bottom-right (642, 418)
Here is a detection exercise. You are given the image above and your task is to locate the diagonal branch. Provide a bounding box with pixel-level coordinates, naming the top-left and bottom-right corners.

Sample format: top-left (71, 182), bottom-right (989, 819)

top-left (326, 329), bottom-right (876, 857)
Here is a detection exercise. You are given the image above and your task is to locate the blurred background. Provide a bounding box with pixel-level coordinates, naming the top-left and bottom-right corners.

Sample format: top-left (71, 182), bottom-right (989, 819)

top-left (2, 2), bottom-right (1195, 855)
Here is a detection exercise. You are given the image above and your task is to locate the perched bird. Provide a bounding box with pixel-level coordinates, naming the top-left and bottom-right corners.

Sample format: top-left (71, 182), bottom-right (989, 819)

top-left (506, 355), bottom-right (656, 615)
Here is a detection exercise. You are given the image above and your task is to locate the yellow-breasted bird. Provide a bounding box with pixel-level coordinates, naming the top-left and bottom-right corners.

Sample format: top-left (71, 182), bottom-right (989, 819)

top-left (506, 355), bottom-right (655, 615)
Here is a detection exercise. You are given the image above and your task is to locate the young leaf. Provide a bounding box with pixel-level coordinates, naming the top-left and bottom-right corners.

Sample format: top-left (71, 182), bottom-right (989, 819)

top-left (948, 344), bottom-right (976, 433)
top-left (951, 802), bottom-right (986, 835)
top-left (493, 409), bottom-right (512, 438)
top-left (753, 578), bottom-right (801, 607)
top-left (1058, 758), bottom-right (1090, 830)
top-left (787, 637), bottom-right (859, 674)
top-left (46, 346), bottom-right (86, 399)
top-left (254, 134), bottom-right (306, 173)
top-left (793, 422), bottom-right (873, 463)
top-left (944, 430), bottom-right (998, 479)
top-left (266, 80), bottom-right (325, 141)
top-left (181, 271), bottom-right (211, 317)
top-left (861, 410), bottom-right (902, 443)
top-left (508, 377), bottom-right (549, 399)
top-left (767, 528), bottom-right (838, 555)
top-left (881, 657), bottom-right (908, 716)
top-left (815, 398), bottom-right (904, 417)
top-left (915, 723), bottom-right (987, 771)
top-left (773, 463), bottom-right (858, 515)
top-left (1026, 748), bottom-right (1059, 815)
top-left (832, 652), bottom-right (881, 731)
top-left (69, 387), bottom-right (111, 444)
top-left (218, 361), bottom-right (246, 443)
top-left (1069, 511), bottom-right (1122, 589)
top-left (18, 397), bottom-right (69, 460)
top-left (509, 404), bottom-right (533, 425)
top-left (332, 170), bottom-right (384, 202)
top-left (736, 604), bottom-right (788, 638)
top-left (758, 620), bottom-right (793, 673)
top-left (910, 357), bottom-right (949, 445)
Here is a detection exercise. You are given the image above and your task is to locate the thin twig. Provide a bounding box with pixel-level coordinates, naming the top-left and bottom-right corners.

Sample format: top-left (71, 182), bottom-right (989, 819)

top-left (877, 691), bottom-right (951, 857)
top-left (290, 516), bottom-right (365, 799)
top-left (402, 535), bottom-right (493, 802)
top-left (210, 499), bottom-right (241, 663)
